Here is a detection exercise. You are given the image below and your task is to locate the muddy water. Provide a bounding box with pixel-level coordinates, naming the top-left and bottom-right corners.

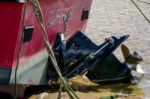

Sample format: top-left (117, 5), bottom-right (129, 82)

top-left (86, 0), bottom-right (150, 98)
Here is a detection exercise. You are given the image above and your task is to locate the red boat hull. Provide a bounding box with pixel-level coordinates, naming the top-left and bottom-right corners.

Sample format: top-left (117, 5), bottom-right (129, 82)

top-left (0, 0), bottom-right (92, 85)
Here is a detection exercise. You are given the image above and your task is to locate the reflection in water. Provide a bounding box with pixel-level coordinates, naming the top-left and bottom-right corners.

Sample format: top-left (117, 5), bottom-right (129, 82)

top-left (139, 67), bottom-right (150, 98)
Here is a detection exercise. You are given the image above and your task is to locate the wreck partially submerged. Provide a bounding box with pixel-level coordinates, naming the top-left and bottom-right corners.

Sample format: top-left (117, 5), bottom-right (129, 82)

top-left (0, 0), bottom-right (93, 85)
top-left (0, 0), bottom-right (144, 98)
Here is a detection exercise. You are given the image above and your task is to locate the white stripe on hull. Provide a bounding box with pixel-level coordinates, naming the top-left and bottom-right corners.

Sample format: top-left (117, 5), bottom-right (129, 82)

top-left (10, 49), bottom-right (49, 85)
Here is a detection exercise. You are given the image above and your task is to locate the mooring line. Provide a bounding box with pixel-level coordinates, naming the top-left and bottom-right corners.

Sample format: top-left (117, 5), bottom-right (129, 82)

top-left (137, 0), bottom-right (150, 4)
top-left (130, 0), bottom-right (150, 24)
top-left (29, 0), bottom-right (79, 99)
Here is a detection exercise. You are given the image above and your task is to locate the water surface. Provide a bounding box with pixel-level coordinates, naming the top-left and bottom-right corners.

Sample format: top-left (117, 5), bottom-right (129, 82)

top-left (86, 0), bottom-right (150, 98)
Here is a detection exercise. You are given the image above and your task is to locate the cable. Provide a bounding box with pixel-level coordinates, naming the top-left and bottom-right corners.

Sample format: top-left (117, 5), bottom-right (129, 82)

top-left (57, 83), bottom-right (62, 99)
top-left (29, 0), bottom-right (79, 99)
top-left (14, 2), bottom-right (27, 99)
top-left (137, 0), bottom-right (150, 4)
top-left (130, 0), bottom-right (150, 24)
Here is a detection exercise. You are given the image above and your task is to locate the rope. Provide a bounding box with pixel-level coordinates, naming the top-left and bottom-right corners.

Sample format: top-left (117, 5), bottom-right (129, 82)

top-left (29, 0), bottom-right (79, 99)
top-left (137, 0), bottom-right (150, 4)
top-left (57, 81), bottom-right (63, 99)
top-left (14, 2), bottom-right (27, 99)
top-left (130, 0), bottom-right (150, 24)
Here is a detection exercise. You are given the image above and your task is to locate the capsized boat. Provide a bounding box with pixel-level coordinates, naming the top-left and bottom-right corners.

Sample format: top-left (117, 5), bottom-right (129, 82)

top-left (0, 0), bottom-right (92, 98)
top-left (0, 0), bottom-right (92, 85)
top-left (0, 0), bottom-right (144, 98)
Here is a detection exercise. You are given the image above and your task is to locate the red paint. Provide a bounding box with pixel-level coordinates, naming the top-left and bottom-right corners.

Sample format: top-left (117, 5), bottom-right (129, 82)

top-left (0, 1), bottom-right (93, 98)
top-left (0, 0), bottom-right (93, 69)
top-left (0, 3), bottom-right (23, 68)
